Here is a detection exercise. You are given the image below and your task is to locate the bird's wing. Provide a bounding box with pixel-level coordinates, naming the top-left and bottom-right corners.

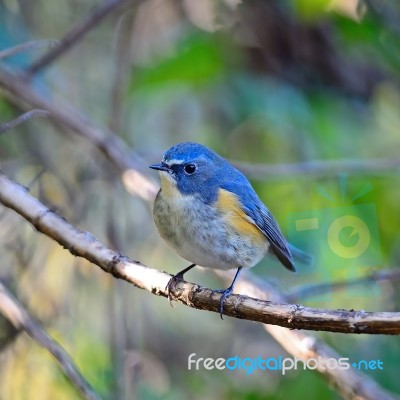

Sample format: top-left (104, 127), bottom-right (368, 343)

top-left (221, 180), bottom-right (295, 272)
top-left (250, 205), bottom-right (296, 272)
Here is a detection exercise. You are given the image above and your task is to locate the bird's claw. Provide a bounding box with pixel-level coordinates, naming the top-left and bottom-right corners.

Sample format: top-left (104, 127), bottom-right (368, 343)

top-left (165, 273), bottom-right (184, 306)
top-left (212, 287), bottom-right (234, 320)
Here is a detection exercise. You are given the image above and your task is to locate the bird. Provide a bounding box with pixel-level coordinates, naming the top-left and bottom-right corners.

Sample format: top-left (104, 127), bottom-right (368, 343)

top-left (150, 142), bottom-right (310, 318)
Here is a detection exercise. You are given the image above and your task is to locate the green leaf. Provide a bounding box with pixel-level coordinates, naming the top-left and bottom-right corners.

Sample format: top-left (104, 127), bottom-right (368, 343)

top-left (130, 34), bottom-right (227, 91)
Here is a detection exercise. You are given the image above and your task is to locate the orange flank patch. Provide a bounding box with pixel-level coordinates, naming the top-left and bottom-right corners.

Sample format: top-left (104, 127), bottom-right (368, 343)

top-left (217, 189), bottom-right (266, 245)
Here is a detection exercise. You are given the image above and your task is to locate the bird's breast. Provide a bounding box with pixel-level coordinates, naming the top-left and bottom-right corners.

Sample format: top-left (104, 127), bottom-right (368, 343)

top-left (153, 183), bottom-right (269, 270)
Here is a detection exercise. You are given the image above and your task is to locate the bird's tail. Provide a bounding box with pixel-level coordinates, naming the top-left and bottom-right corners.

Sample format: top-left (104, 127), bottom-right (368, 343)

top-left (288, 243), bottom-right (314, 266)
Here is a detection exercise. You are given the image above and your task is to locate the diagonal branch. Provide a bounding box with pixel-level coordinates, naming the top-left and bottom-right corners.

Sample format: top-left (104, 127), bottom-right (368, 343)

top-left (0, 171), bottom-right (399, 335)
top-left (0, 280), bottom-right (100, 400)
top-left (0, 67), bottom-right (156, 201)
top-left (25, 0), bottom-right (134, 77)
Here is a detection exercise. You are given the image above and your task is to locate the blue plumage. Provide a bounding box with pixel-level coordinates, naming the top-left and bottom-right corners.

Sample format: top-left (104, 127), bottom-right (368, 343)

top-left (150, 142), bottom-right (309, 318)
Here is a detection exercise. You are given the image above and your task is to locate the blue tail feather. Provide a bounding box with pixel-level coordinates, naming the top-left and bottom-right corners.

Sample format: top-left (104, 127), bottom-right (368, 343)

top-left (288, 244), bottom-right (314, 266)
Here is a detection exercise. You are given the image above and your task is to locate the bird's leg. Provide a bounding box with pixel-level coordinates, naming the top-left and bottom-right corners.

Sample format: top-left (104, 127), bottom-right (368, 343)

top-left (213, 267), bottom-right (243, 320)
top-left (166, 263), bottom-right (196, 304)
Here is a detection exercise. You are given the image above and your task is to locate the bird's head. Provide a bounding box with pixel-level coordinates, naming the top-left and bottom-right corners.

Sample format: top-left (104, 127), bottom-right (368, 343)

top-left (150, 142), bottom-right (229, 203)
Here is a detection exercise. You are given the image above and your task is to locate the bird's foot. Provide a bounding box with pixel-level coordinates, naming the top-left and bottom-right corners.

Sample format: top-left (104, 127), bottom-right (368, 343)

top-left (165, 272), bottom-right (185, 305)
top-left (165, 264), bottom-right (196, 306)
top-left (212, 287), bottom-right (234, 320)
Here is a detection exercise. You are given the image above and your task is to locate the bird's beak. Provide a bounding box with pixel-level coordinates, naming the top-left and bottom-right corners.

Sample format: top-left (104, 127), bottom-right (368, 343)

top-left (149, 163), bottom-right (171, 172)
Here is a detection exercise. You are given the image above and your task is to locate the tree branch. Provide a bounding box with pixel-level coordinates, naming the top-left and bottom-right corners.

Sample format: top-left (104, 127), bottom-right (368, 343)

top-left (25, 0), bottom-right (134, 77)
top-left (0, 280), bottom-right (100, 400)
top-left (0, 109), bottom-right (50, 135)
top-left (0, 66), bottom-right (156, 201)
top-left (0, 171), bottom-right (399, 335)
top-left (0, 40), bottom-right (59, 60)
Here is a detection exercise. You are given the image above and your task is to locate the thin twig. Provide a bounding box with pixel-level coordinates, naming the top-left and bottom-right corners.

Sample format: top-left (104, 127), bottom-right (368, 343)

top-left (25, 0), bottom-right (134, 77)
top-left (287, 268), bottom-right (400, 302)
top-left (26, 168), bottom-right (46, 189)
top-left (0, 110), bottom-right (50, 135)
top-left (108, 11), bottom-right (135, 134)
top-left (0, 280), bottom-right (101, 400)
top-left (122, 150), bottom-right (400, 179)
top-left (0, 40), bottom-right (60, 60)
top-left (233, 157), bottom-right (400, 180)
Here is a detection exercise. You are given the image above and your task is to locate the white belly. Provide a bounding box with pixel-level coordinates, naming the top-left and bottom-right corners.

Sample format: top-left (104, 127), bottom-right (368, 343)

top-left (153, 191), bottom-right (269, 270)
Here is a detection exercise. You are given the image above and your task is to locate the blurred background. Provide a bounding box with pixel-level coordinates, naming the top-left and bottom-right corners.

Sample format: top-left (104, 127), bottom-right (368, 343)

top-left (1, 0), bottom-right (400, 399)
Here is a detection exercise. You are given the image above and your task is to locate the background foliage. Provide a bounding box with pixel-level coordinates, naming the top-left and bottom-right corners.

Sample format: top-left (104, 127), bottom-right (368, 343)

top-left (1, 0), bottom-right (400, 399)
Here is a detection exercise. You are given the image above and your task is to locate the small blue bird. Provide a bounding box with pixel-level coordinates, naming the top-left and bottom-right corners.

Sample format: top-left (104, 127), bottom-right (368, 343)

top-left (150, 142), bottom-right (309, 318)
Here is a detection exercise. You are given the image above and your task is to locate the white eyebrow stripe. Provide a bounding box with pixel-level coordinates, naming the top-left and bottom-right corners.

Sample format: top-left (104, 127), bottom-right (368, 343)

top-left (165, 158), bottom-right (184, 166)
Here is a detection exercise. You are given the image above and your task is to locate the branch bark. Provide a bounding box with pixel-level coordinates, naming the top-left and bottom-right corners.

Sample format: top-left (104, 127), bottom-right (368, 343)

top-left (0, 280), bottom-right (100, 400)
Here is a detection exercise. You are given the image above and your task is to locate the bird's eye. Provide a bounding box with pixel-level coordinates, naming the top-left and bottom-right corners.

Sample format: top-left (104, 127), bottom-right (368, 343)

top-left (184, 164), bottom-right (197, 175)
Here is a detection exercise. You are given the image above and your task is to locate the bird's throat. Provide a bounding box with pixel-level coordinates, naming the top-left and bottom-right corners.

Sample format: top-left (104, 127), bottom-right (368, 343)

top-left (159, 173), bottom-right (182, 200)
